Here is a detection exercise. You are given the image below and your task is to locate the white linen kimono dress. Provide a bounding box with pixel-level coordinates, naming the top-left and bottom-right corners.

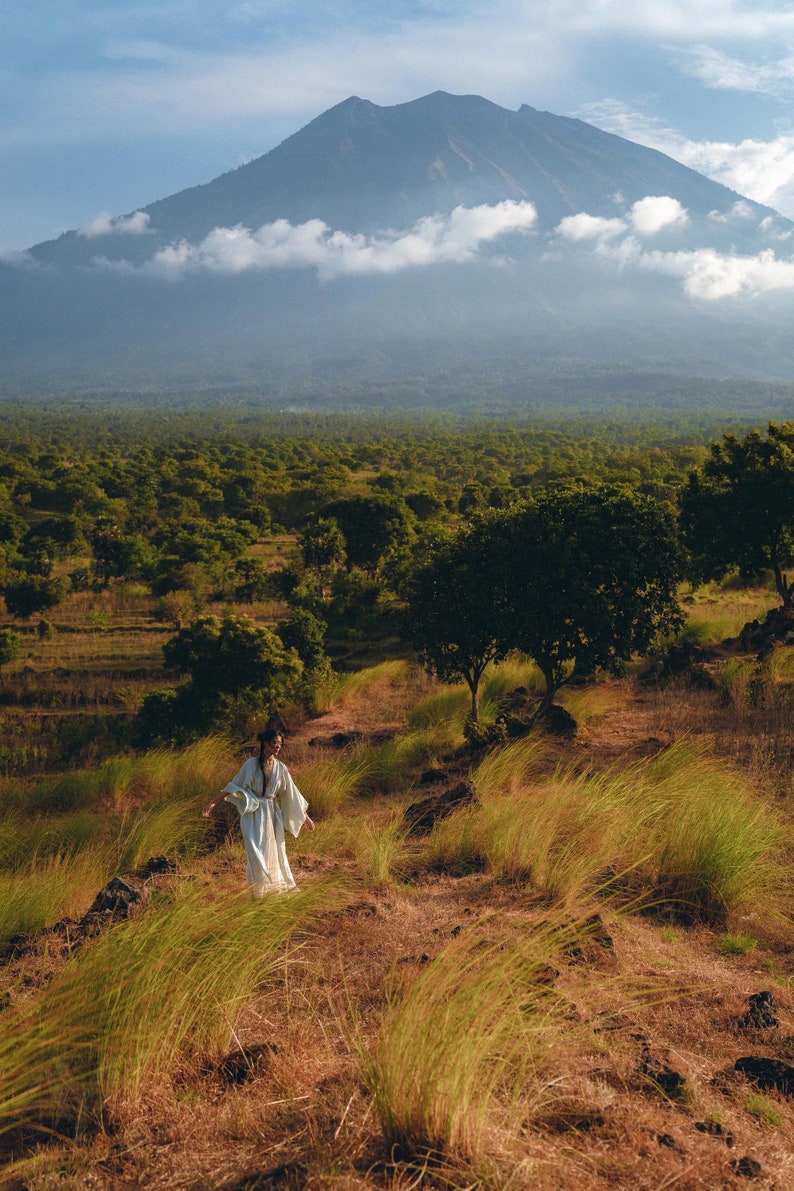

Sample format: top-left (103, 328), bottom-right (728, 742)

top-left (221, 756), bottom-right (310, 895)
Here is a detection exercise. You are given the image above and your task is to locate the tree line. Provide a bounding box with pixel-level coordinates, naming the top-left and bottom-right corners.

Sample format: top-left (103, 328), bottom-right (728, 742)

top-left (0, 412), bottom-right (792, 744)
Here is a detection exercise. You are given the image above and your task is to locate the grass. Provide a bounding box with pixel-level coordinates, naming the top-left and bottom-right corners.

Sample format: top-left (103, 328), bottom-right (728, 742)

top-left (366, 915), bottom-right (588, 1161)
top-left (2, 576), bottom-right (794, 1187)
top-left (746, 1093), bottom-right (783, 1126)
top-left (0, 880), bottom-right (336, 1134)
top-left (424, 739), bottom-right (791, 923)
top-left (716, 931), bottom-right (758, 955)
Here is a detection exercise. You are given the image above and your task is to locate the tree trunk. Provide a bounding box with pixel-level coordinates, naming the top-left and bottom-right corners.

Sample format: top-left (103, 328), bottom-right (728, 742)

top-left (466, 677), bottom-right (480, 723)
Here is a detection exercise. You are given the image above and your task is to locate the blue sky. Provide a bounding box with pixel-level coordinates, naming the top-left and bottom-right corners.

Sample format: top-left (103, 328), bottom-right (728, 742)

top-left (4, 0), bottom-right (794, 252)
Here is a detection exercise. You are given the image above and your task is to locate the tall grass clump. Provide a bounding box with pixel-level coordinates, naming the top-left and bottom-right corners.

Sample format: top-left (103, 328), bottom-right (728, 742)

top-left (319, 660), bottom-right (411, 714)
top-left (111, 798), bottom-right (207, 874)
top-left (424, 738), bottom-right (790, 923)
top-left (358, 812), bottom-right (410, 887)
top-left (716, 657), bottom-right (758, 715)
top-left (367, 915), bottom-right (605, 1161)
top-left (407, 686), bottom-right (469, 732)
top-left (635, 740), bottom-right (790, 921)
top-left (0, 848), bottom-right (111, 944)
top-left (298, 752), bottom-right (380, 818)
top-left (0, 881), bottom-right (335, 1135)
top-left (481, 656), bottom-right (544, 701)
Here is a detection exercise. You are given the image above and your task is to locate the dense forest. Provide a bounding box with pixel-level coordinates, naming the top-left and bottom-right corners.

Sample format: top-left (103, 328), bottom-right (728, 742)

top-left (0, 404), bottom-right (791, 767)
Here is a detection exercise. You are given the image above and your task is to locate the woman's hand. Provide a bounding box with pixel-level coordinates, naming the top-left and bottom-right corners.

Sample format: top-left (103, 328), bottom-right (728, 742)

top-left (201, 801), bottom-right (217, 818)
top-left (304, 814), bottom-right (316, 831)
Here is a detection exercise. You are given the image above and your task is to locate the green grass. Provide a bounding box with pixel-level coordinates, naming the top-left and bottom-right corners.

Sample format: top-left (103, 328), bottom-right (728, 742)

top-left (746, 1093), bottom-right (783, 1126)
top-left (367, 918), bottom-right (573, 1159)
top-left (0, 880), bottom-right (336, 1134)
top-left (424, 739), bottom-right (791, 923)
top-left (716, 931), bottom-right (758, 955)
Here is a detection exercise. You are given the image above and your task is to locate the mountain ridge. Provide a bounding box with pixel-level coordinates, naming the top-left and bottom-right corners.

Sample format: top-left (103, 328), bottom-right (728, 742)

top-left (29, 91), bottom-right (785, 265)
top-left (4, 91), bottom-right (794, 404)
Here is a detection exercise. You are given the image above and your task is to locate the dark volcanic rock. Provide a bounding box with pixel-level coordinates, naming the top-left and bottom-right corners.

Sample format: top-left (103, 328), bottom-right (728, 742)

top-left (403, 779), bottom-right (477, 834)
top-left (533, 703), bottom-right (577, 737)
top-left (739, 607), bottom-right (794, 654)
top-left (740, 990), bottom-right (779, 1030)
top-left (214, 1042), bottom-right (279, 1085)
top-left (83, 876), bottom-right (150, 923)
top-left (640, 1044), bottom-right (687, 1099)
top-left (735, 1055), bottom-right (794, 1094)
top-left (730, 1155), bottom-right (763, 1180)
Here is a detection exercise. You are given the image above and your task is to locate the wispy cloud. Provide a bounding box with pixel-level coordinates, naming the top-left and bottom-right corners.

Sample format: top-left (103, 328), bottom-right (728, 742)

top-left (579, 99), bottom-right (794, 218)
top-left (96, 201), bottom-right (538, 280)
top-left (679, 45), bottom-right (794, 97)
top-left (78, 211), bottom-right (152, 237)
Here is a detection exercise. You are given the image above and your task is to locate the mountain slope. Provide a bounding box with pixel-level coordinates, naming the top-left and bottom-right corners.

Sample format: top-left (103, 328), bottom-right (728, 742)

top-left (30, 92), bottom-right (780, 266)
top-left (3, 92), bottom-right (794, 404)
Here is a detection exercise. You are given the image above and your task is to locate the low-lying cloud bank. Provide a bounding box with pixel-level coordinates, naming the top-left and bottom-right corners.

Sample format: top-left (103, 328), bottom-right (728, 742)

top-left (82, 194), bottom-right (794, 300)
top-left (79, 211), bottom-right (152, 237)
top-left (133, 201), bottom-right (539, 280)
top-left (555, 195), bottom-right (794, 298)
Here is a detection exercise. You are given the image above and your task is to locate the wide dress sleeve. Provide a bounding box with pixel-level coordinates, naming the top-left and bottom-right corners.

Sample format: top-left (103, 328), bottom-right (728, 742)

top-left (221, 757), bottom-right (262, 815)
top-left (273, 758), bottom-right (310, 837)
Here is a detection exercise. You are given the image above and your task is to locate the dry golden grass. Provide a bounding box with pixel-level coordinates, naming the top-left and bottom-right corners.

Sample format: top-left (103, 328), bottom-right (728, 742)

top-left (3, 597), bottom-right (794, 1189)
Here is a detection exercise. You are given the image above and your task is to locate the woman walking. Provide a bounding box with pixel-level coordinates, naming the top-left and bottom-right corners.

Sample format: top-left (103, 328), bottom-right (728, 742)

top-left (202, 729), bottom-right (314, 895)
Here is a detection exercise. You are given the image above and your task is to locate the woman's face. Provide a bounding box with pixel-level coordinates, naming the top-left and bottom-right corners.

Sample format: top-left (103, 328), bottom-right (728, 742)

top-left (264, 735), bottom-right (283, 758)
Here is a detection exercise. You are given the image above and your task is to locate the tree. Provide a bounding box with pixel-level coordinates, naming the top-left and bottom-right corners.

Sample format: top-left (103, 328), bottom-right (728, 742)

top-left (0, 628), bottom-right (20, 686)
top-left (679, 422), bottom-right (794, 607)
top-left (298, 516), bottom-right (346, 598)
top-left (135, 613), bottom-right (304, 743)
top-left (487, 486), bottom-right (683, 711)
top-left (322, 495), bottom-right (414, 576)
top-left (3, 574), bottom-right (69, 620)
top-left (403, 526), bottom-right (505, 722)
top-left (277, 608), bottom-right (332, 705)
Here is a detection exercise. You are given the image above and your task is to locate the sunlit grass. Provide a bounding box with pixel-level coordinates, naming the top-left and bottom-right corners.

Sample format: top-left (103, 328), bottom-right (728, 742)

top-left (408, 686), bottom-right (469, 732)
top-left (358, 811), bottom-right (410, 887)
top-left (0, 881), bottom-right (336, 1134)
top-left (0, 848), bottom-right (111, 943)
top-left (683, 583), bottom-right (777, 644)
top-left (424, 738), bottom-right (791, 924)
top-left (366, 913), bottom-right (620, 1161)
top-left (319, 660), bottom-right (411, 712)
top-left (298, 753), bottom-right (379, 818)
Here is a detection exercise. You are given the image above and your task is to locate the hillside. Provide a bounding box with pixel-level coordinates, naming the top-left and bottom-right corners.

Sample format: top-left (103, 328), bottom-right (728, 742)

top-left (2, 640), bottom-right (794, 1190)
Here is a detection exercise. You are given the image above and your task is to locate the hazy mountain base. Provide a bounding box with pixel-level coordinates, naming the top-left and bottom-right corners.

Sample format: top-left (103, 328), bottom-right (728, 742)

top-left (3, 359), bottom-right (794, 419)
top-left (4, 242), bottom-right (794, 406)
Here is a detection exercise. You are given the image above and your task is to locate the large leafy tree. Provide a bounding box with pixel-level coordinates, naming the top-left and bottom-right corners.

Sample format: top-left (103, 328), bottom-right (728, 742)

top-left (679, 422), bottom-right (794, 607)
top-left (487, 487), bottom-right (683, 710)
top-left (403, 526), bottom-right (505, 721)
top-left (322, 495), bottom-right (414, 576)
top-left (136, 614), bottom-right (303, 743)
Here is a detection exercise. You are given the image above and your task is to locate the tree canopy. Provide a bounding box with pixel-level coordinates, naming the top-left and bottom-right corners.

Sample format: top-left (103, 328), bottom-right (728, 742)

top-left (680, 421), bottom-right (794, 608)
top-left (405, 485), bottom-right (683, 718)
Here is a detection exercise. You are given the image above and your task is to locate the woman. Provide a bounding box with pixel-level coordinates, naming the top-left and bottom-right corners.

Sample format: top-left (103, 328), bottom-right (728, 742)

top-left (202, 730), bottom-right (315, 895)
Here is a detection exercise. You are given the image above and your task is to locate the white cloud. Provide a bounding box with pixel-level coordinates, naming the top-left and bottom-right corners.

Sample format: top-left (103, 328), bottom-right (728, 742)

top-left (116, 201), bottom-right (538, 280)
top-left (637, 245), bottom-right (794, 299)
top-left (578, 99), bottom-right (794, 219)
top-left (556, 213), bottom-right (628, 241)
top-left (679, 45), bottom-right (794, 97)
top-left (78, 210), bottom-right (152, 237)
top-left (629, 195), bottom-right (688, 234)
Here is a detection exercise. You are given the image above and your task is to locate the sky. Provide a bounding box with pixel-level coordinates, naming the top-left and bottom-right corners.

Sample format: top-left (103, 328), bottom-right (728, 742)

top-left (4, 0), bottom-right (794, 254)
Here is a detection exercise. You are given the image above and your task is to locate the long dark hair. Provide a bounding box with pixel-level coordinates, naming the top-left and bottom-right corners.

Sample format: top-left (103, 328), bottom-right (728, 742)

top-left (257, 728), bottom-right (282, 778)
